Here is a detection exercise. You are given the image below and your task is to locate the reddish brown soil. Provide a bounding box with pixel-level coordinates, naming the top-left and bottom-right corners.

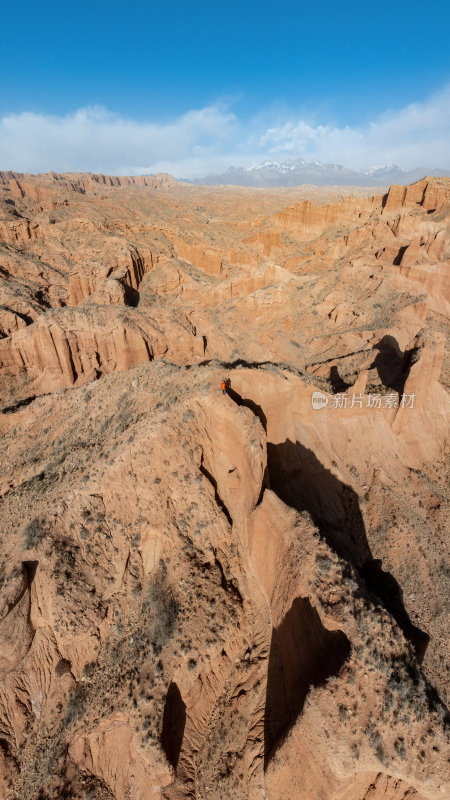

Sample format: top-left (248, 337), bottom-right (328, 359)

top-left (0, 172), bottom-right (448, 800)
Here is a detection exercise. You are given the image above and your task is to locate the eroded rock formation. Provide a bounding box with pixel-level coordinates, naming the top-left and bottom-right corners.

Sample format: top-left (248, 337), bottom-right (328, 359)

top-left (0, 174), bottom-right (448, 800)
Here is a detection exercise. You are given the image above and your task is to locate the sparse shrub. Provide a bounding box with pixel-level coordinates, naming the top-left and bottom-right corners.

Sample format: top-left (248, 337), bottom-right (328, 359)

top-left (351, 743), bottom-right (360, 759)
top-left (394, 737), bottom-right (406, 760)
top-left (22, 518), bottom-right (44, 549)
top-left (63, 684), bottom-right (88, 727)
top-left (369, 729), bottom-right (385, 762)
top-left (316, 554), bottom-right (333, 574)
top-left (142, 567), bottom-right (179, 650)
top-left (383, 689), bottom-right (394, 712)
top-left (83, 661), bottom-right (97, 679)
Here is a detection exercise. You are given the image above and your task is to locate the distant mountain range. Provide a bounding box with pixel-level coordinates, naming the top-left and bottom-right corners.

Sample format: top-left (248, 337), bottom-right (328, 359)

top-left (182, 158), bottom-right (450, 187)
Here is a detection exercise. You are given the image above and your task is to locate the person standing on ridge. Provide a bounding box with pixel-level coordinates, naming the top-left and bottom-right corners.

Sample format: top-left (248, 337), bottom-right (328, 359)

top-left (221, 379), bottom-right (227, 396)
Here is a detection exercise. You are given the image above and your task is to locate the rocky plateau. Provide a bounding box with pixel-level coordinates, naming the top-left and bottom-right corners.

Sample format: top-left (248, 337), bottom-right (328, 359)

top-left (0, 170), bottom-right (448, 800)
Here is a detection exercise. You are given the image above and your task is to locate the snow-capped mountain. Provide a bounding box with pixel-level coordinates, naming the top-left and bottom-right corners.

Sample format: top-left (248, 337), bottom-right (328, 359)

top-left (183, 158), bottom-right (450, 187)
top-left (366, 163), bottom-right (405, 176)
top-left (243, 158), bottom-right (323, 174)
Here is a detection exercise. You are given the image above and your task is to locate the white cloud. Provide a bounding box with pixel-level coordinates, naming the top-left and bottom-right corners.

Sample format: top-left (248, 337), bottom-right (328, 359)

top-left (0, 104), bottom-right (238, 177)
top-left (0, 85), bottom-right (449, 178)
top-left (258, 86), bottom-right (450, 171)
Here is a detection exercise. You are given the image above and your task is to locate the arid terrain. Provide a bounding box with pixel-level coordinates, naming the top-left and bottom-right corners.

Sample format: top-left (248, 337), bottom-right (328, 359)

top-left (0, 170), bottom-right (448, 800)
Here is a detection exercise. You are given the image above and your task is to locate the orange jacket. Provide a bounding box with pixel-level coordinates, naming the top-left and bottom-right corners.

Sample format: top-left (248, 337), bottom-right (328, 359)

top-left (221, 381), bottom-right (226, 390)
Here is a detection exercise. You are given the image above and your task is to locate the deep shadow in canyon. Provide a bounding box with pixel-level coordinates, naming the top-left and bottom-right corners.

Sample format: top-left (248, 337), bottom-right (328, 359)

top-left (263, 438), bottom-right (431, 768)
top-left (371, 334), bottom-right (410, 394)
top-left (266, 440), bottom-right (429, 660)
top-left (161, 682), bottom-right (186, 771)
top-left (264, 597), bottom-right (351, 767)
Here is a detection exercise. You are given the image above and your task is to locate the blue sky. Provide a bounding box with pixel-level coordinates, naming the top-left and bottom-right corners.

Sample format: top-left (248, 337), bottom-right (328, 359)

top-left (0, 0), bottom-right (449, 176)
